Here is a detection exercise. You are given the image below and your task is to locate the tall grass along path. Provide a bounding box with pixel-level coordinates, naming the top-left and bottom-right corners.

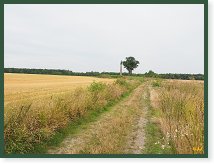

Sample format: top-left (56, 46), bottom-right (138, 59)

top-left (48, 83), bottom-right (149, 154)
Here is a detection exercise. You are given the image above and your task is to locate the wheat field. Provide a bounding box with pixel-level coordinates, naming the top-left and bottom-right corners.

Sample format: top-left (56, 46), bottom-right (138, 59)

top-left (4, 73), bottom-right (114, 106)
top-left (4, 73), bottom-right (141, 154)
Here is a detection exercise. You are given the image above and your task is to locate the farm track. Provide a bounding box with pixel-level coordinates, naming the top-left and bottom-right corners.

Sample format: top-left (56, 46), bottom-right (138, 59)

top-left (48, 82), bottom-right (150, 154)
top-left (123, 86), bottom-right (149, 154)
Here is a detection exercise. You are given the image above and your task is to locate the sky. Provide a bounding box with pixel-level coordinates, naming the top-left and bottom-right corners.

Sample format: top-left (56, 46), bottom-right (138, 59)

top-left (4, 4), bottom-right (204, 74)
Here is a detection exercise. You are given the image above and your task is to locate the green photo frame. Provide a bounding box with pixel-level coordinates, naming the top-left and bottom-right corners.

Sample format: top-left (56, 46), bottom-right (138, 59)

top-left (0, 0), bottom-right (208, 158)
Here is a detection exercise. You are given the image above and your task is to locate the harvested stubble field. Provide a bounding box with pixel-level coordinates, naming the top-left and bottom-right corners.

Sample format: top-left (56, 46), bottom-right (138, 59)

top-left (4, 73), bottom-right (114, 106)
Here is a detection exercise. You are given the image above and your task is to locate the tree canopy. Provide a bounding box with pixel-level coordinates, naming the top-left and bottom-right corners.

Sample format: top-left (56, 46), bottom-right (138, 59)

top-left (122, 57), bottom-right (140, 75)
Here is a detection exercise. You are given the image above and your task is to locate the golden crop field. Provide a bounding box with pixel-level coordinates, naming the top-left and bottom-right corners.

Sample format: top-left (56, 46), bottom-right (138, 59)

top-left (4, 74), bottom-right (140, 154)
top-left (4, 73), bottom-right (114, 106)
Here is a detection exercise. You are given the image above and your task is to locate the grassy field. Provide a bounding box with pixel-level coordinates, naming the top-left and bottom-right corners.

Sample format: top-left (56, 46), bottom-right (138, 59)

top-left (144, 79), bottom-right (204, 154)
top-left (4, 73), bottom-right (204, 155)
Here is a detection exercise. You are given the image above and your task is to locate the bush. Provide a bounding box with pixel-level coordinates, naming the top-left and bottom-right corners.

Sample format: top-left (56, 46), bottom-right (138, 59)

top-left (152, 80), bottom-right (162, 87)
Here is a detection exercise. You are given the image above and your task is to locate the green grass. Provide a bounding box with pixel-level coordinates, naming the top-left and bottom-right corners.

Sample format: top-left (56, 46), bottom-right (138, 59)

top-left (143, 122), bottom-right (175, 154)
top-left (152, 79), bottom-right (162, 87)
top-left (143, 87), bottom-right (175, 154)
top-left (33, 92), bottom-right (131, 154)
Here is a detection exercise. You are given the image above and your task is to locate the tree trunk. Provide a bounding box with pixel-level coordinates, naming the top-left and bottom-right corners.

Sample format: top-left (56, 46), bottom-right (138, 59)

top-left (128, 70), bottom-right (132, 75)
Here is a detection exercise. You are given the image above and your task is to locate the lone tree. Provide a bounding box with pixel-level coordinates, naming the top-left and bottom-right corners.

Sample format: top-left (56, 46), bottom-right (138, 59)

top-left (122, 57), bottom-right (140, 75)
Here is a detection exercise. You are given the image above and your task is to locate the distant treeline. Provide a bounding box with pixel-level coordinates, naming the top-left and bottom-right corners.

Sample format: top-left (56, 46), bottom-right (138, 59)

top-left (4, 68), bottom-right (103, 76)
top-left (4, 68), bottom-right (204, 80)
top-left (144, 70), bottom-right (204, 80)
top-left (4, 68), bottom-right (128, 77)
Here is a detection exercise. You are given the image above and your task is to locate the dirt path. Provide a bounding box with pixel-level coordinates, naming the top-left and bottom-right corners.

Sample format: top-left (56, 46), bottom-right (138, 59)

top-left (123, 87), bottom-right (149, 154)
top-left (48, 83), bottom-right (150, 154)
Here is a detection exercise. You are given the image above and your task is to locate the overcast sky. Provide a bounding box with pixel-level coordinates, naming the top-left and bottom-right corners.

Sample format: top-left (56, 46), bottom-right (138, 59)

top-left (4, 4), bottom-right (204, 74)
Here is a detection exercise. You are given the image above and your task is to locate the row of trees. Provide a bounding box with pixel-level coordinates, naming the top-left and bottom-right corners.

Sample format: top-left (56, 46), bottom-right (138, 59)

top-left (121, 57), bottom-right (204, 80)
top-left (4, 68), bottom-right (204, 80)
top-left (4, 68), bottom-right (101, 76)
top-left (144, 70), bottom-right (204, 80)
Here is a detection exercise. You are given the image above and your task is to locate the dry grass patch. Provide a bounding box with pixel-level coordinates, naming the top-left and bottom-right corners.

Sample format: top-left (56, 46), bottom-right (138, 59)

top-left (150, 80), bottom-right (204, 154)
